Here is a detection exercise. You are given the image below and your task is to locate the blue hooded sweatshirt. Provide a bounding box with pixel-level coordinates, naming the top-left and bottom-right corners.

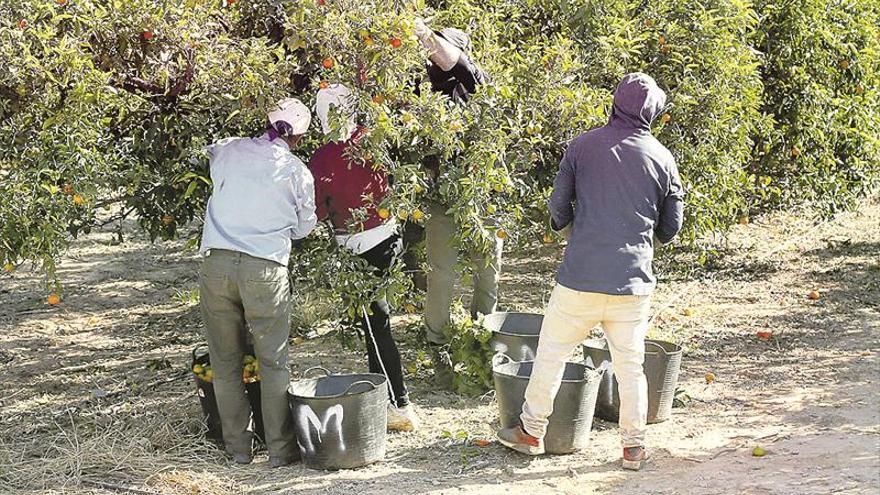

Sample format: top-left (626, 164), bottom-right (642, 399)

top-left (549, 72), bottom-right (685, 296)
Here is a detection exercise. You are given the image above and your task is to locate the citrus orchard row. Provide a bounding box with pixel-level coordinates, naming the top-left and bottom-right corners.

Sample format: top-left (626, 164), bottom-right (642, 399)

top-left (0, 0), bottom-right (877, 316)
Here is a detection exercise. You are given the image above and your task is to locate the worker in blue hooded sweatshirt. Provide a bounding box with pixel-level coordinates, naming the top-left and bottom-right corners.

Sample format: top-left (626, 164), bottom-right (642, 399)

top-left (496, 73), bottom-right (685, 471)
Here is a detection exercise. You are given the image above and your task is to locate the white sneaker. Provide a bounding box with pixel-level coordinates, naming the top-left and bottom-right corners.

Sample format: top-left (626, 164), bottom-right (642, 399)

top-left (387, 403), bottom-right (420, 432)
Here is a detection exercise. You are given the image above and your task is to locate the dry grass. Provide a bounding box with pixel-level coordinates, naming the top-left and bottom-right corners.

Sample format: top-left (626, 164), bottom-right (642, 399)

top-left (0, 387), bottom-right (241, 494)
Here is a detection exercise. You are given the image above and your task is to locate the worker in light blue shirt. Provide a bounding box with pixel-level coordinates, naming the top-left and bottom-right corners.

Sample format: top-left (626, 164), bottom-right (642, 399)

top-left (198, 97), bottom-right (316, 468)
top-left (200, 99), bottom-right (317, 264)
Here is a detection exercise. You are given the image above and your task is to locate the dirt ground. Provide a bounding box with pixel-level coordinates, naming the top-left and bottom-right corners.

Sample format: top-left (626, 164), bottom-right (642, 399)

top-left (1, 199), bottom-right (878, 495)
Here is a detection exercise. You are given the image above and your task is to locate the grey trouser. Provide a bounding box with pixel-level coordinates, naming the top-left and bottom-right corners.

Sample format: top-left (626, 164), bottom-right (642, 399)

top-left (199, 249), bottom-right (296, 459)
top-left (425, 201), bottom-right (503, 344)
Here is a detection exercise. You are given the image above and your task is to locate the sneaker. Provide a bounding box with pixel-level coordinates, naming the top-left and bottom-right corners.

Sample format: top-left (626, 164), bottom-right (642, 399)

top-left (387, 403), bottom-right (420, 432)
top-left (268, 455), bottom-right (295, 468)
top-left (622, 446), bottom-right (649, 471)
top-left (496, 424), bottom-right (545, 456)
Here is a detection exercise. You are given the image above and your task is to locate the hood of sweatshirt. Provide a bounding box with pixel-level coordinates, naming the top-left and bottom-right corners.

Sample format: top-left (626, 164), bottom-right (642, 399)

top-left (609, 72), bottom-right (667, 131)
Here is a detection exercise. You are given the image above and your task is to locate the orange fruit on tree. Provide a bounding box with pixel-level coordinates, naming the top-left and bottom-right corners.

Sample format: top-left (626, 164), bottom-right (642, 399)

top-left (377, 208), bottom-right (390, 220)
top-left (47, 294), bottom-right (61, 306)
top-left (319, 80), bottom-right (329, 89)
top-left (142, 30), bottom-right (154, 41)
top-left (496, 229), bottom-right (508, 240)
top-left (756, 330), bottom-right (773, 340)
top-left (56, 0), bottom-right (66, 5)
top-left (322, 58), bottom-right (334, 69)
top-left (390, 38), bottom-right (402, 48)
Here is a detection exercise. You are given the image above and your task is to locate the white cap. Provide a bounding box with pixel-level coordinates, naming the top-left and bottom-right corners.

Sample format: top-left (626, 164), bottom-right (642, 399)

top-left (315, 83), bottom-right (357, 140)
top-left (267, 97), bottom-right (311, 136)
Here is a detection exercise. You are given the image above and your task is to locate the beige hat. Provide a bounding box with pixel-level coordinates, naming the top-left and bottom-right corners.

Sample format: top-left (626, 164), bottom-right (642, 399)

top-left (267, 97), bottom-right (311, 136)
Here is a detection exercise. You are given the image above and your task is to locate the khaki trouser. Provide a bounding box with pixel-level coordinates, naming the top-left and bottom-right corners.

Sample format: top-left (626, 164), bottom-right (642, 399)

top-left (424, 201), bottom-right (503, 344)
top-left (199, 249), bottom-right (296, 459)
top-left (521, 284), bottom-right (651, 448)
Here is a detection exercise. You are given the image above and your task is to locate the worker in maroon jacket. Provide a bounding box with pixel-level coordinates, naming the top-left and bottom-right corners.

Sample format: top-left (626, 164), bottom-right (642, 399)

top-left (309, 84), bottom-right (419, 432)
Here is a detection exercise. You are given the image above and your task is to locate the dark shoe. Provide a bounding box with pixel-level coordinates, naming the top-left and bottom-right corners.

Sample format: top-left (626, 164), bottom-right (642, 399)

top-left (496, 425), bottom-right (545, 456)
top-left (622, 446), bottom-right (649, 471)
top-left (230, 452), bottom-right (253, 465)
top-left (269, 456), bottom-right (295, 468)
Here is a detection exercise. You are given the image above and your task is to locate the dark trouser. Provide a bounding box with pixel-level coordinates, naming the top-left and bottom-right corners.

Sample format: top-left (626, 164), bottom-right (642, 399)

top-left (199, 249), bottom-right (297, 460)
top-left (358, 235), bottom-right (409, 407)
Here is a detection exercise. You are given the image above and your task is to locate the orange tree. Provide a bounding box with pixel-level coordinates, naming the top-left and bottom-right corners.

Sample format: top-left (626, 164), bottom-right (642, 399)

top-left (0, 0), bottom-right (294, 291)
top-left (750, 0), bottom-right (880, 215)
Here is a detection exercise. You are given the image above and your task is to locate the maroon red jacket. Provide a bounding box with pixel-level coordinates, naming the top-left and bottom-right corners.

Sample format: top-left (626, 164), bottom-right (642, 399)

top-left (307, 130), bottom-right (389, 234)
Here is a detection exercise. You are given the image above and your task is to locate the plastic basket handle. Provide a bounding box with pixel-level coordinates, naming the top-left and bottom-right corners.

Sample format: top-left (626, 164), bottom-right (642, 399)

top-left (340, 380), bottom-right (378, 396)
top-left (192, 343), bottom-right (210, 363)
top-left (645, 340), bottom-right (667, 355)
top-left (492, 352), bottom-right (514, 368)
top-left (302, 366), bottom-right (333, 378)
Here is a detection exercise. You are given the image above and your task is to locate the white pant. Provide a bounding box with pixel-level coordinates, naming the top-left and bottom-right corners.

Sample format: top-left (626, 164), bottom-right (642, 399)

top-left (520, 284), bottom-right (651, 448)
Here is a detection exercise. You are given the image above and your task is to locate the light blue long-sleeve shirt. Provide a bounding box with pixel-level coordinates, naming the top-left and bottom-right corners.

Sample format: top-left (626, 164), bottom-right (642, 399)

top-left (550, 73), bottom-right (685, 295)
top-left (199, 134), bottom-right (317, 266)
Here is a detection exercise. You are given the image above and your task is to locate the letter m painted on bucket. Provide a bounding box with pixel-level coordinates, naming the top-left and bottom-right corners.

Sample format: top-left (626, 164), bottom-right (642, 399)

top-left (295, 404), bottom-right (345, 455)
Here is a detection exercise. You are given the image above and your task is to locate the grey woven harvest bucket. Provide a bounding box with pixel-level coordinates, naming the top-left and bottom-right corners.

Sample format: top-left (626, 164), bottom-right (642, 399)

top-left (582, 339), bottom-right (683, 424)
top-left (288, 367), bottom-right (388, 470)
top-left (485, 312), bottom-right (543, 362)
top-left (493, 354), bottom-right (604, 454)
